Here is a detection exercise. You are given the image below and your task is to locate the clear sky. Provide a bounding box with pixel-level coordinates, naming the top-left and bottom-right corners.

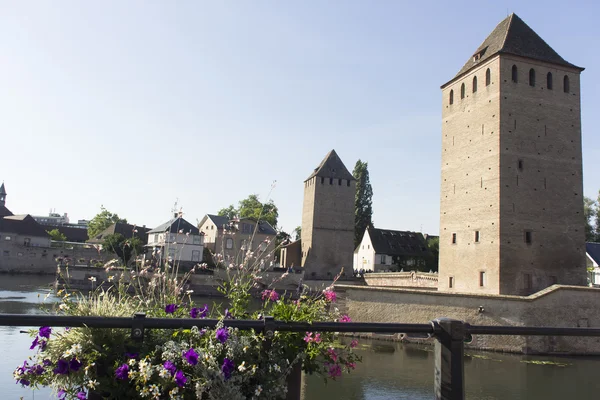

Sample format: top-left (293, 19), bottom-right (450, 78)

top-left (1, 1), bottom-right (598, 235)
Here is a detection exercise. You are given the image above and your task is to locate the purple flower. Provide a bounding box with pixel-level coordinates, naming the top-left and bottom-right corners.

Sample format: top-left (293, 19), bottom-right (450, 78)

top-left (30, 336), bottom-right (39, 350)
top-left (39, 340), bottom-right (47, 351)
top-left (31, 364), bottom-right (45, 375)
top-left (215, 327), bottom-right (229, 344)
top-left (190, 307), bottom-right (200, 318)
top-left (77, 391), bottom-right (87, 400)
top-left (39, 326), bottom-right (51, 339)
top-left (174, 370), bottom-right (187, 387)
top-left (115, 363), bottom-right (129, 380)
top-left (18, 378), bottom-right (30, 386)
top-left (200, 304), bottom-right (208, 318)
top-left (42, 359), bottom-right (52, 366)
top-left (125, 352), bottom-right (138, 359)
top-left (183, 348), bottom-right (198, 366)
top-left (53, 359), bottom-right (69, 375)
top-left (69, 358), bottom-right (82, 372)
top-left (58, 389), bottom-right (67, 400)
top-left (224, 309), bottom-right (233, 319)
top-left (221, 358), bottom-right (234, 380)
top-left (163, 360), bottom-right (177, 376)
top-left (165, 304), bottom-right (178, 314)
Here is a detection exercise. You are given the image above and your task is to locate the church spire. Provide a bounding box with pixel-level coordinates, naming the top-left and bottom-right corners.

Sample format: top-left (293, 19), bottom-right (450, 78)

top-left (0, 182), bottom-right (6, 207)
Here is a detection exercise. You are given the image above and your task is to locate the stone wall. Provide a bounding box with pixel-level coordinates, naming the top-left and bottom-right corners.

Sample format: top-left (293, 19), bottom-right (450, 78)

top-left (363, 272), bottom-right (438, 289)
top-left (336, 284), bottom-right (600, 355)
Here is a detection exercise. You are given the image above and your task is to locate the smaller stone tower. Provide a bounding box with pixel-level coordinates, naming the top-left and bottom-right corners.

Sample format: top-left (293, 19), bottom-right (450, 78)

top-left (0, 182), bottom-right (6, 207)
top-left (301, 150), bottom-right (356, 279)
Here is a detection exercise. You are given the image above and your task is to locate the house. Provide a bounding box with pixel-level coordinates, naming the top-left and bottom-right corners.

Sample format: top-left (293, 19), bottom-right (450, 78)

top-left (146, 215), bottom-right (204, 266)
top-left (0, 214), bottom-right (52, 249)
top-left (88, 222), bottom-right (151, 245)
top-left (198, 214), bottom-right (277, 267)
top-left (355, 227), bottom-right (433, 272)
top-left (586, 242), bottom-right (600, 286)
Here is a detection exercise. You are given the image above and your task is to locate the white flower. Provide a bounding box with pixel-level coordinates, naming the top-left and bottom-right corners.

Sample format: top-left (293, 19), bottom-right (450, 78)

top-left (128, 359), bottom-right (137, 366)
top-left (185, 290), bottom-right (194, 294)
top-left (108, 275), bottom-right (114, 282)
top-left (255, 385), bottom-right (263, 396)
top-left (59, 303), bottom-right (68, 310)
top-left (87, 379), bottom-right (99, 389)
top-left (238, 361), bottom-right (247, 372)
top-left (251, 364), bottom-right (258, 374)
top-left (88, 276), bottom-right (96, 282)
top-left (159, 368), bottom-right (170, 379)
top-left (272, 364), bottom-right (281, 372)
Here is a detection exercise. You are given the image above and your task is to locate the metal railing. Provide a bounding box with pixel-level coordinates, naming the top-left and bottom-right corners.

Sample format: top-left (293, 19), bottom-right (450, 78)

top-left (2, 313), bottom-right (600, 400)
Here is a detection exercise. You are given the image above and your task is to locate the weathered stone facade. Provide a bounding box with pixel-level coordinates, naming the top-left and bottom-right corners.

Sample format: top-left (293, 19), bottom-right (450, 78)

top-left (439, 14), bottom-right (586, 295)
top-left (301, 150), bottom-right (356, 279)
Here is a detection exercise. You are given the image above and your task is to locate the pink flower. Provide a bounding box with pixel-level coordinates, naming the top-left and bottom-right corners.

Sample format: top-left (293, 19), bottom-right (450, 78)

top-left (327, 348), bottom-right (338, 362)
top-left (314, 333), bottom-right (322, 343)
top-left (339, 315), bottom-right (351, 323)
top-left (350, 340), bottom-right (359, 348)
top-left (323, 290), bottom-right (337, 302)
top-left (346, 362), bottom-right (356, 369)
top-left (303, 332), bottom-right (313, 343)
top-left (261, 290), bottom-right (279, 302)
top-left (328, 363), bottom-right (342, 378)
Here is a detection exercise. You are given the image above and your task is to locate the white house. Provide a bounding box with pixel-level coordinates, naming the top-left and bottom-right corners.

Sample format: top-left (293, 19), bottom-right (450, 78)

top-left (586, 242), bottom-right (600, 286)
top-left (354, 227), bottom-right (433, 272)
top-left (146, 215), bottom-right (204, 266)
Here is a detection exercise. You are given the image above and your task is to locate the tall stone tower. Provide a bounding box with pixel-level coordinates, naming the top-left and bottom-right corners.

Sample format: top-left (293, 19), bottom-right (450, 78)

top-left (0, 182), bottom-right (6, 207)
top-left (301, 150), bottom-right (356, 279)
top-left (439, 14), bottom-right (586, 295)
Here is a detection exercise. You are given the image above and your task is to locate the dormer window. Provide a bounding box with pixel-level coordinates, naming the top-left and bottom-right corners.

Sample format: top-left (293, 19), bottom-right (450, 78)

top-left (472, 47), bottom-right (487, 62)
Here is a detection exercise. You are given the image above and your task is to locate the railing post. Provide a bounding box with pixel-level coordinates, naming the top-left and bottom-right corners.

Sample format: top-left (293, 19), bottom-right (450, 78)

top-left (131, 312), bottom-right (146, 342)
top-left (431, 318), bottom-right (466, 400)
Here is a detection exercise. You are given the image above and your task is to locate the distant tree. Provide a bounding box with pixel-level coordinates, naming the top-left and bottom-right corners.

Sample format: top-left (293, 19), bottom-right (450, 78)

top-left (47, 229), bottom-right (67, 242)
top-left (88, 206), bottom-right (127, 239)
top-left (103, 233), bottom-right (143, 265)
top-left (426, 237), bottom-right (440, 272)
top-left (203, 248), bottom-right (216, 267)
top-left (584, 196), bottom-right (597, 242)
top-left (293, 226), bottom-right (301, 241)
top-left (276, 230), bottom-right (291, 248)
top-left (217, 205), bottom-right (237, 221)
top-left (353, 160), bottom-right (373, 247)
top-left (218, 195), bottom-right (279, 229)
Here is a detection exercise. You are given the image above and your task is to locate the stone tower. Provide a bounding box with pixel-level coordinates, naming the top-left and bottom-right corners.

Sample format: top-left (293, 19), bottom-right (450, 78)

top-left (439, 14), bottom-right (586, 295)
top-left (0, 182), bottom-right (6, 207)
top-left (301, 150), bottom-right (356, 279)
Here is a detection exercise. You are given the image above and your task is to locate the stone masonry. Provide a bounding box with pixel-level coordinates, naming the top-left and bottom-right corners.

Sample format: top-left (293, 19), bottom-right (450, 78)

top-left (439, 14), bottom-right (586, 295)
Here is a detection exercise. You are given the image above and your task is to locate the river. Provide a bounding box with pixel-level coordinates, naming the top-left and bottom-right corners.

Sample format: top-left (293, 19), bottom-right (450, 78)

top-left (1, 274), bottom-right (599, 399)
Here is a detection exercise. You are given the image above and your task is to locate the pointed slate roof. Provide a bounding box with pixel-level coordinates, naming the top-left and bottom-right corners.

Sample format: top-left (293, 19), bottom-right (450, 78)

top-left (147, 217), bottom-right (200, 235)
top-left (445, 14), bottom-right (583, 87)
top-left (367, 228), bottom-right (432, 258)
top-left (0, 182), bottom-right (6, 195)
top-left (203, 214), bottom-right (278, 236)
top-left (88, 222), bottom-right (152, 244)
top-left (0, 205), bottom-right (13, 218)
top-left (304, 149), bottom-right (355, 182)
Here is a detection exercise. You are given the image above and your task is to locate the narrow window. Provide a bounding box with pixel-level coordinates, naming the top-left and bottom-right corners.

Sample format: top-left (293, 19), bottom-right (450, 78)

top-left (338, 179), bottom-right (342, 185)
top-left (329, 178), bottom-right (333, 185)
top-left (563, 75), bottom-right (570, 93)
top-left (449, 277), bottom-right (454, 288)
top-left (460, 83), bottom-right (465, 99)
top-left (525, 231), bottom-right (532, 244)
top-left (225, 238), bottom-right (233, 249)
top-left (347, 180), bottom-right (350, 187)
top-left (479, 271), bottom-right (486, 287)
top-left (485, 68), bottom-right (491, 86)
top-left (474, 231), bottom-right (480, 243)
top-left (518, 159), bottom-right (523, 171)
top-left (452, 233), bottom-right (457, 244)
top-left (472, 76), bottom-right (478, 93)
top-left (547, 72), bottom-right (553, 90)
top-left (449, 90), bottom-right (454, 105)
top-left (321, 177), bottom-right (324, 184)
top-left (511, 65), bottom-right (518, 83)
top-left (529, 68), bottom-right (535, 86)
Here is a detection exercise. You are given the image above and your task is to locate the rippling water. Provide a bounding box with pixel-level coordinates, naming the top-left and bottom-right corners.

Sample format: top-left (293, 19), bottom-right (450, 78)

top-left (2, 274), bottom-right (600, 399)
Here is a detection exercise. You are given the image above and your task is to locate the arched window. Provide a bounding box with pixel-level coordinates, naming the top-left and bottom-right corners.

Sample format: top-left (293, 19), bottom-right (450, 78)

top-left (511, 65), bottom-right (518, 83)
top-left (563, 75), bottom-right (570, 93)
top-left (472, 76), bottom-right (478, 93)
top-left (460, 83), bottom-right (465, 99)
top-left (529, 69), bottom-right (535, 86)
top-left (485, 68), bottom-right (491, 86)
top-left (547, 72), bottom-right (553, 90)
top-left (225, 238), bottom-right (233, 249)
top-left (449, 90), bottom-right (454, 105)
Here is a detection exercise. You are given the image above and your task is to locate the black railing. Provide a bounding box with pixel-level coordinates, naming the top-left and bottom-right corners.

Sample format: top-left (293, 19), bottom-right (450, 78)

top-left (3, 314), bottom-right (600, 400)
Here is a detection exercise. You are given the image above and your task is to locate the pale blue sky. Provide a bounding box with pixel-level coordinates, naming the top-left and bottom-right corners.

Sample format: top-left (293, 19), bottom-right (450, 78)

top-left (1, 1), bottom-right (598, 235)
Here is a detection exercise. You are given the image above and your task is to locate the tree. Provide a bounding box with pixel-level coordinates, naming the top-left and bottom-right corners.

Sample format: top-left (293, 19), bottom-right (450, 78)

top-left (217, 205), bottom-right (237, 221)
top-left (293, 226), bottom-right (301, 241)
top-left (218, 195), bottom-right (279, 228)
top-left (353, 160), bottom-right (374, 247)
top-left (87, 206), bottom-right (127, 239)
top-left (584, 196), bottom-right (597, 242)
top-left (103, 233), bottom-right (143, 265)
top-left (47, 229), bottom-right (67, 242)
top-left (426, 237), bottom-right (440, 272)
